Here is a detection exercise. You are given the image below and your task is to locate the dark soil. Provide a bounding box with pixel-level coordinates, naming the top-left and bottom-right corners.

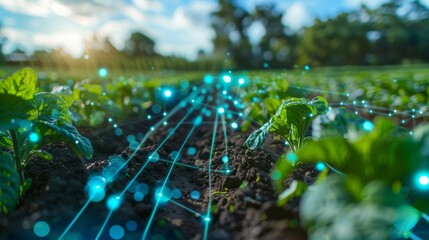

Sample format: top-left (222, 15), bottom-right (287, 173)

top-left (0, 97), bottom-right (311, 240)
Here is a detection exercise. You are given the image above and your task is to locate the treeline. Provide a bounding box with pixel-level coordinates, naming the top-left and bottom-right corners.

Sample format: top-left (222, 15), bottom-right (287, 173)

top-left (1, 0), bottom-right (428, 70)
top-left (212, 0), bottom-right (429, 69)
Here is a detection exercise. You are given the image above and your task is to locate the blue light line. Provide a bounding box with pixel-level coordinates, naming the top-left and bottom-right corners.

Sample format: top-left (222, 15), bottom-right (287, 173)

top-left (168, 199), bottom-right (203, 217)
top-left (119, 106), bottom-right (197, 198)
top-left (58, 193), bottom-right (95, 240)
top-left (156, 158), bottom-right (227, 173)
top-left (94, 209), bottom-right (114, 240)
top-left (203, 112), bottom-right (219, 240)
top-left (142, 115), bottom-right (202, 240)
top-left (111, 90), bottom-right (199, 179)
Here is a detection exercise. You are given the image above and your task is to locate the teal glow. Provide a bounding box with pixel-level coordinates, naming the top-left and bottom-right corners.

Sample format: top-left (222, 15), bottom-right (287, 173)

top-left (133, 192), bottom-right (144, 202)
top-left (238, 78), bottom-right (245, 85)
top-left (223, 75), bottom-right (231, 83)
top-left (109, 225), bottom-right (124, 240)
top-left (231, 122), bottom-right (238, 129)
top-left (155, 187), bottom-right (171, 203)
top-left (194, 116), bottom-right (203, 126)
top-left (190, 190), bottom-right (200, 200)
top-left (29, 132), bottom-right (39, 142)
top-left (86, 176), bottom-right (107, 202)
top-left (304, 65), bottom-right (310, 71)
top-left (217, 107), bottom-right (225, 114)
top-left (363, 121), bottom-right (374, 131)
top-left (148, 152), bottom-right (159, 162)
top-left (204, 75), bottom-right (214, 84)
top-left (187, 147), bottom-right (197, 156)
top-left (316, 162), bottom-right (326, 171)
top-left (106, 195), bottom-right (122, 211)
top-left (171, 189), bottom-right (182, 199)
top-left (98, 68), bottom-right (108, 77)
top-left (419, 176), bottom-right (429, 186)
top-left (222, 155), bottom-right (229, 163)
top-left (164, 89), bottom-right (172, 98)
top-left (415, 172), bottom-right (429, 190)
top-left (126, 220), bottom-right (138, 231)
top-left (286, 152), bottom-right (298, 162)
top-left (34, 221), bottom-right (50, 237)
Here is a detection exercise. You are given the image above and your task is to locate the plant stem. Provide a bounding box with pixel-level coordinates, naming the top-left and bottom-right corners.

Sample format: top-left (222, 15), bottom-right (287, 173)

top-left (9, 130), bottom-right (25, 184)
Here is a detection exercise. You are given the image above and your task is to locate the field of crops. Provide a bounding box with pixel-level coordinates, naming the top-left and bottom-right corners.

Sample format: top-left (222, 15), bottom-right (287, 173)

top-left (0, 65), bottom-right (428, 240)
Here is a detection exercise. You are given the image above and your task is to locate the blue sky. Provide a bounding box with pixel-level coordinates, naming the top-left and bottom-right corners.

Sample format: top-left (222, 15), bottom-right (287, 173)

top-left (0, 0), bottom-right (426, 59)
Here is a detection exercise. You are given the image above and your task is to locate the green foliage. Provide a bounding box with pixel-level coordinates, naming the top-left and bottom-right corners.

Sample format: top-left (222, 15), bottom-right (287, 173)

top-left (0, 68), bottom-right (93, 215)
top-left (300, 175), bottom-right (412, 240)
top-left (244, 96), bottom-right (328, 152)
top-left (0, 152), bottom-right (20, 214)
top-left (297, 118), bottom-right (421, 186)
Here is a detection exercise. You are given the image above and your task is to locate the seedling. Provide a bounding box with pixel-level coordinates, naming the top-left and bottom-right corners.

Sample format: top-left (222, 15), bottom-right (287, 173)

top-left (0, 68), bottom-right (93, 214)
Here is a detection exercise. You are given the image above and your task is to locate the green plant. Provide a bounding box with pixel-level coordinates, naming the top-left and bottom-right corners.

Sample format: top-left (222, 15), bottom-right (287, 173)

top-left (0, 68), bottom-right (93, 214)
top-left (294, 118), bottom-right (429, 239)
top-left (244, 96), bottom-right (328, 152)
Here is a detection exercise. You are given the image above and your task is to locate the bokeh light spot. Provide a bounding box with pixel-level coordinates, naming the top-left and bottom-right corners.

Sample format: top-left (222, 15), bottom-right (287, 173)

top-left (109, 225), bottom-right (124, 240)
top-left (33, 221), bottom-right (50, 237)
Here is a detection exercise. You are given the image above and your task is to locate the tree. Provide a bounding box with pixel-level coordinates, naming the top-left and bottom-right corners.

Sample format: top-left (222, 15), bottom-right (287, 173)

top-left (124, 32), bottom-right (157, 57)
top-left (0, 22), bottom-right (5, 65)
top-left (253, 4), bottom-right (297, 68)
top-left (211, 0), bottom-right (253, 69)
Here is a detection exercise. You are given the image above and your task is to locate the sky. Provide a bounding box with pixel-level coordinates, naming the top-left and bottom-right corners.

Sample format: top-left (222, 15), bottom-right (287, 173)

top-left (0, 0), bottom-right (427, 60)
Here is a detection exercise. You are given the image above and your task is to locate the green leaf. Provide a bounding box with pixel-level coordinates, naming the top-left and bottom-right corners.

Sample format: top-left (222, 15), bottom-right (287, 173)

top-left (33, 150), bottom-right (53, 161)
top-left (0, 151), bottom-right (20, 215)
top-left (244, 96), bottom-right (328, 151)
top-left (0, 131), bottom-right (12, 150)
top-left (35, 121), bottom-right (93, 160)
top-left (0, 94), bottom-right (35, 131)
top-left (244, 122), bottom-right (270, 150)
top-left (0, 68), bottom-right (37, 100)
top-left (33, 92), bottom-right (71, 123)
top-left (277, 180), bottom-right (307, 206)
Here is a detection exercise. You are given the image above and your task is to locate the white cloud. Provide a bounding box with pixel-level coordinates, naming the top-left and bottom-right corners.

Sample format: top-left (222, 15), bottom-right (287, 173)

top-left (133, 0), bottom-right (163, 13)
top-left (282, 2), bottom-right (313, 31)
top-left (345, 0), bottom-right (388, 9)
top-left (3, 28), bottom-right (85, 57)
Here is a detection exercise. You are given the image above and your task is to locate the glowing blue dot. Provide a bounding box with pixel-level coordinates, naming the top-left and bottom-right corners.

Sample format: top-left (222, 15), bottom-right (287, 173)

top-left (204, 75), bottom-right (214, 84)
top-left (304, 65), bottom-right (310, 71)
top-left (286, 152), bottom-right (297, 162)
top-left (419, 176), bottom-right (429, 186)
top-left (107, 195), bottom-right (122, 211)
top-left (163, 89), bottom-right (172, 98)
top-left (223, 75), bottom-right (231, 83)
top-left (238, 78), bottom-right (245, 85)
top-left (316, 162), bottom-right (326, 171)
top-left (187, 147), bottom-right (197, 156)
top-left (29, 132), bottom-right (39, 142)
top-left (109, 225), bottom-right (124, 240)
top-left (194, 116), bottom-right (203, 126)
top-left (115, 128), bottom-right (123, 136)
top-left (190, 190), bottom-right (200, 200)
top-left (33, 221), bottom-right (50, 237)
top-left (155, 187), bottom-right (171, 203)
top-left (133, 192), bottom-right (144, 202)
top-left (171, 189), bottom-right (182, 199)
top-left (98, 68), bottom-right (108, 77)
top-left (171, 151), bottom-right (181, 161)
top-left (222, 90), bottom-right (227, 95)
top-left (363, 121), bottom-right (374, 131)
top-left (126, 220), bottom-right (138, 231)
top-left (148, 152), bottom-right (159, 162)
top-left (231, 122), bottom-right (238, 129)
top-left (86, 176), bottom-right (107, 202)
top-left (204, 217), bottom-right (211, 222)
top-left (218, 108), bottom-right (225, 114)
top-left (222, 155), bottom-right (229, 163)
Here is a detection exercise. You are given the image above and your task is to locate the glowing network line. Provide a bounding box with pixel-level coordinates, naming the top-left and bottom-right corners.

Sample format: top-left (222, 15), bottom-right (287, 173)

top-left (142, 114), bottom-right (203, 240)
top-left (204, 112), bottom-right (219, 240)
top-left (168, 199), bottom-right (204, 217)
